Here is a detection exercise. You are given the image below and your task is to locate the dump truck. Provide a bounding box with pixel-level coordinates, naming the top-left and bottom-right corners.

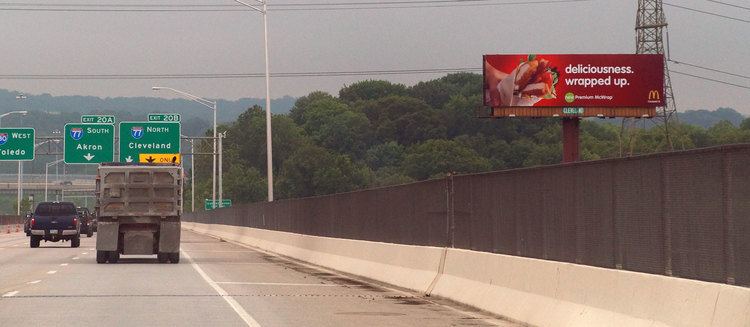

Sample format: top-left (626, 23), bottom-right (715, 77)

top-left (95, 163), bottom-right (183, 264)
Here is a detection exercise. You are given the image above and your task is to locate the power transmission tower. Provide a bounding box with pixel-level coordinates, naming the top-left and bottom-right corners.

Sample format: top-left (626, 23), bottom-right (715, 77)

top-left (636, 0), bottom-right (677, 150)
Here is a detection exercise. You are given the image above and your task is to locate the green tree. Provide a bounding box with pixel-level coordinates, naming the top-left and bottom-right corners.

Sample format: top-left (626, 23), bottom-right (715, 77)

top-left (365, 141), bottom-right (406, 170)
top-left (371, 166), bottom-right (415, 187)
top-left (409, 72), bottom-right (482, 109)
top-left (454, 134), bottom-right (510, 170)
top-left (339, 80), bottom-right (408, 103)
top-left (223, 163), bottom-right (266, 203)
top-left (402, 139), bottom-right (491, 180)
top-left (356, 95), bottom-right (446, 145)
top-left (301, 98), bottom-right (372, 158)
top-left (277, 144), bottom-right (371, 198)
top-left (707, 120), bottom-right (742, 145)
top-left (221, 106), bottom-right (308, 175)
top-left (289, 91), bottom-right (336, 125)
top-left (741, 118), bottom-right (750, 130)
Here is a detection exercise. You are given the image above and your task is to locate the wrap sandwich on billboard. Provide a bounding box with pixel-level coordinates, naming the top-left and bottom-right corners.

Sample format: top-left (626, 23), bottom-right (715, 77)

top-left (484, 54), bottom-right (665, 108)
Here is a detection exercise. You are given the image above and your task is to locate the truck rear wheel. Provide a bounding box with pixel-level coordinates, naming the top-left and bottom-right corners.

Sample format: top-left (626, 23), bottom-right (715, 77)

top-left (30, 236), bottom-right (40, 248)
top-left (96, 250), bottom-right (107, 264)
top-left (157, 252), bottom-right (169, 263)
top-left (87, 230), bottom-right (93, 237)
top-left (169, 252), bottom-right (180, 264)
top-left (71, 237), bottom-right (80, 248)
top-left (108, 251), bottom-right (119, 263)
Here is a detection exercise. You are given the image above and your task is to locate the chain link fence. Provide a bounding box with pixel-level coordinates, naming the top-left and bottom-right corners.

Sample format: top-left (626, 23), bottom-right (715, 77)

top-left (185, 144), bottom-right (750, 287)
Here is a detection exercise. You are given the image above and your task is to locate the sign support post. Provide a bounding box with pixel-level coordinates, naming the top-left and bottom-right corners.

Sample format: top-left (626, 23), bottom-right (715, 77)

top-left (562, 118), bottom-right (581, 163)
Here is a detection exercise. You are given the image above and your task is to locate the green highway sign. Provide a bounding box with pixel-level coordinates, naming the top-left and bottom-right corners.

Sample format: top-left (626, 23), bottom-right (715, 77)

top-left (81, 115), bottom-right (115, 124)
top-left (64, 124), bottom-right (114, 164)
top-left (205, 199), bottom-right (232, 210)
top-left (119, 122), bottom-right (181, 163)
top-left (0, 128), bottom-right (35, 161)
top-left (148, 113), bottom-right (181, 122)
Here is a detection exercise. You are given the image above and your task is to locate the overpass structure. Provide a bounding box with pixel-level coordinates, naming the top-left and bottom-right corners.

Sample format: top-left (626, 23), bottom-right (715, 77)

top-left (1, 145), bottom-right (749, 326)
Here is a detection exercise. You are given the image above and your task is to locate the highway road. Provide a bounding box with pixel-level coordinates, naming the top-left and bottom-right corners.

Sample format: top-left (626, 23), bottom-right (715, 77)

top-left (0, 230), bottom-right (517, 327)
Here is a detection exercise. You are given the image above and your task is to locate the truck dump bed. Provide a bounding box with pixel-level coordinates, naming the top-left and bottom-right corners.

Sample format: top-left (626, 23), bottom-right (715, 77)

top-left (95, 164), bottom-right (183, 263)
top-left (97, 165), bottom-right (182, 218)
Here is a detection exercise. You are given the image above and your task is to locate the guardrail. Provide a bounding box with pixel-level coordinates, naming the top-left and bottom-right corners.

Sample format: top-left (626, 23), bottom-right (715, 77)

top-left (185, 144), bottom-right (750, 287)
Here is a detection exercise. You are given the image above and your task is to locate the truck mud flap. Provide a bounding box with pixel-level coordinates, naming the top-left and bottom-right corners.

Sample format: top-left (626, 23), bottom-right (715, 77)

top-left (158, 221), bottom-right (181, 253)
top-left (96, 222), bottom-right (119, 251)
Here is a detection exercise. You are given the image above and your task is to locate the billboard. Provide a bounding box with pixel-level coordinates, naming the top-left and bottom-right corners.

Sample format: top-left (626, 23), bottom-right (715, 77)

top-left (484, 54), bottom-right (665, 117)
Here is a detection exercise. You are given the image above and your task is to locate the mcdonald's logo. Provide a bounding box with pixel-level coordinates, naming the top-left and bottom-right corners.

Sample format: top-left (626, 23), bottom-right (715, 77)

top-left (648, 90), bottom-right (661, 101)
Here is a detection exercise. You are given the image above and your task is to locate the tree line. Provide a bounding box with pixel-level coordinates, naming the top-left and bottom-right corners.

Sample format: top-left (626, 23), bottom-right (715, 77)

top-left (189, 73), bottom-right (750, 207)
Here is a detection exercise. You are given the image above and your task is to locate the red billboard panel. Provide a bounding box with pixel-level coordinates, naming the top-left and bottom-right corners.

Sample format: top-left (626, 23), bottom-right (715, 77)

top-left (484, 54), bottom-right (665, 109)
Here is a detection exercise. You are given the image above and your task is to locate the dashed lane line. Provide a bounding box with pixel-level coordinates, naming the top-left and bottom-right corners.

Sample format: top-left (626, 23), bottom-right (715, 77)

top-left (27, 280), bottom-right (41, 285)
top-left (182, 250), bottom-right (262, 327)
top-left (47, 271), bottom-right (57, 275)
top-left (2, 291), bottom-right (19, 297)
top-left (60, 263), bottom-right (68, 266)
top-left (72, 257), bottom-right (79, 260)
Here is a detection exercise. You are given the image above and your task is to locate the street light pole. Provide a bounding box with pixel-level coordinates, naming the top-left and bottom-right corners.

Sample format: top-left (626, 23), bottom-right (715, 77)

top-left (46, 159), bottom-right (65, 202)
top-left (234, 0), bottom-right (274, 202)
top-left (152, 86), bottom-right (218, 209)
top-left (218, 132), bottom-right (223, 207)
top-left (181, 135), bottom-right (196, 213)
top-left (1, 109), bottom-right (29, 215)
top-left (191, 140), bottom-right (195, 212)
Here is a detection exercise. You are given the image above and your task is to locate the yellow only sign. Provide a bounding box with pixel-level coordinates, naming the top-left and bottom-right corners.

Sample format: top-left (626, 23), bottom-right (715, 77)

top-left (139, 153), bottom-right (181, 164)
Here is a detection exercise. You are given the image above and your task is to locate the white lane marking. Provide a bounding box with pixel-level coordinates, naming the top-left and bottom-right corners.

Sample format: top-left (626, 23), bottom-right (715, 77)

top-left (47, 270), bottom-right (57, 275)
top-left (182, 250), bottom-right (261, 327)
top-left (27, 280), bottom-right (42, 285)
top-left (11, 244), bottom-right (17, 247)
top-left (81, 252), bottom-right (88, 255)
top-left (215, 282), bottom-right (356, 287)
top-left (2, 291), bottom-right (19, 297)
top-left (183, 250), bottom-right (255, 253)
top-left (72, 257), bottom-right (79, 260)
top-left (60, 263), bottom-right (68, 266)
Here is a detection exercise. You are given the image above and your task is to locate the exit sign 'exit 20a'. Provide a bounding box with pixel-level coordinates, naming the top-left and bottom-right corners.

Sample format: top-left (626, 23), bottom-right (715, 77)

top-left (81, 115), bottom-right (115, 124)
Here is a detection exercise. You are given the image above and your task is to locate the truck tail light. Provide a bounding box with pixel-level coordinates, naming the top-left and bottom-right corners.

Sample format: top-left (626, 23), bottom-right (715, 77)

top-left (73, 218), bottom-right (78, 226)
top-left (30, 218), bottom-right (35, 228)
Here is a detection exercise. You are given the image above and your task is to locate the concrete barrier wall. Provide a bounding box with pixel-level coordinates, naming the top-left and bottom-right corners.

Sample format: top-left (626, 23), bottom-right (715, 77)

top-left (183, 222), bottom-right (750, 327)
top-left (185, 222), bottom-right (444, 293)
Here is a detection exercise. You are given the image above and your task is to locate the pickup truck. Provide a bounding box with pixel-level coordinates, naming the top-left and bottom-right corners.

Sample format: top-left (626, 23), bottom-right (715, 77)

top-left (28, 202), bottom-right (81, 248)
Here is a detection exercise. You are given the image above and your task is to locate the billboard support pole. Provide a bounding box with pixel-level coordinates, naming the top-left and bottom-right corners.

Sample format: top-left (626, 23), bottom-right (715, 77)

top-left (562, 118), bottom-right (580, 163)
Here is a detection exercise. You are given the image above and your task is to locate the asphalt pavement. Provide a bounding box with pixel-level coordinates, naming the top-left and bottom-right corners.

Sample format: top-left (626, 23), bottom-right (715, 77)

top-left (0, 229), bottom-right (519, 327)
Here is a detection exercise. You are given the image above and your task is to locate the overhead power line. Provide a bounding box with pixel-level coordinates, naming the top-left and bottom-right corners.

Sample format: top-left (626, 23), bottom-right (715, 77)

top-left (0, 67), bottom-right (747, 92)
top-left (668, 59), bottom-right (750, 80)
top-left (0, 0), bottom-right (591, 11)
top-left (705, 0), bottom-right (750, 11)
top-left (670, 70), bottom-right (750, 90)
top-left (663, 2), bottom-right (750, 23)
top-left (0, 68), bottom-right (481, 80)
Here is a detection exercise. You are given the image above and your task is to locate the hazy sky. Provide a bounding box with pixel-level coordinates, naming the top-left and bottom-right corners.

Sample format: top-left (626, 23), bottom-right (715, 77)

top-left (0, 0), bottom-right (748, 113)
